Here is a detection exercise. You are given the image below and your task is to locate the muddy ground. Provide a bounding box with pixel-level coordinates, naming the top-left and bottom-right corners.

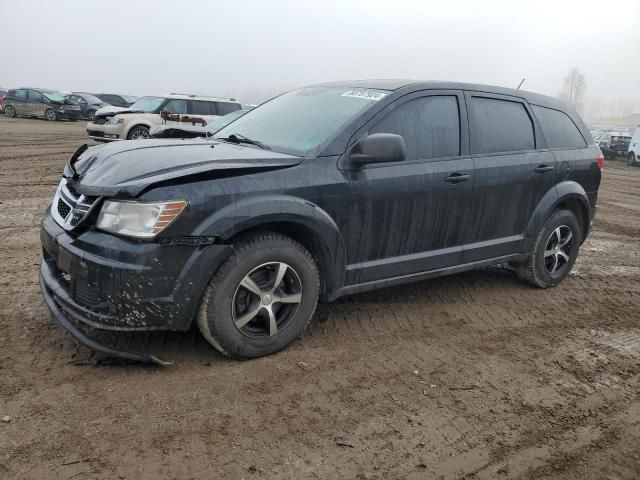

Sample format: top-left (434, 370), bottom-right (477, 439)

top-left (0, 115), bottom-right (639, 480)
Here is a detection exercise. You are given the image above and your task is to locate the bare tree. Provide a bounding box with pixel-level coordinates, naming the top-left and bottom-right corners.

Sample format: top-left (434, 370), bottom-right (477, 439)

top-left (559, 68), bottom-right (586, 113)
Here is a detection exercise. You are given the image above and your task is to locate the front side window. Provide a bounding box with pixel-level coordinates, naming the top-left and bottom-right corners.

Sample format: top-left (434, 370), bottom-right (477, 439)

top-left (469, 97), bottom-right (535, 154)
top-left (370, 96), bottom-right (460, 161)
top-left (532, 105), bottom-right (586, 149)
top-left (29, 91), bottom-right (45, 103)
top-left (214, 86), bottom-right (388, 156)
top-left (162, 99), bottom-right (188, 114)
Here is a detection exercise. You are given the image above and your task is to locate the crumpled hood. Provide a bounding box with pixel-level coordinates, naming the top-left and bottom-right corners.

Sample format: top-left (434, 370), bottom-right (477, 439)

top-left (67, 139), bottom-right (302, 197)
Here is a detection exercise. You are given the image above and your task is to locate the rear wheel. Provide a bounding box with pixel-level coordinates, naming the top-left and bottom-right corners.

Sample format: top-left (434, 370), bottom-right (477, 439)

top-left (197, 233), bottom-right (320, 359)
top-left (516, 209), bottom-right (581, 288)
top-left (127, 125), bottom-right (149, 140)
top-left (45, 108), bottom-right (58, 121)
top-left (4, 105), bottom-right (16, 118)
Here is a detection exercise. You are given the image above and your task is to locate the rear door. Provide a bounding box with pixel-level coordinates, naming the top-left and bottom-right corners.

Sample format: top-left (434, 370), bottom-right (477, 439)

top-left (346, 90), bottom-right (474, 284)
top-left (462, 92), bottom-right (556, 262)
top-left (12, 89), bottom-right (29, 115)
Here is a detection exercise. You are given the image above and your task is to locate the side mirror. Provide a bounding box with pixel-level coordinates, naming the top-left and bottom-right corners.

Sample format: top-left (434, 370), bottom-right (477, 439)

top-left (351, 133), bottom-right (406, 166)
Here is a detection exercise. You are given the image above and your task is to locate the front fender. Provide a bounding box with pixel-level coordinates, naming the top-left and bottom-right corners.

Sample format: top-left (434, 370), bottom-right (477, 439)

top-left (524, 181), bottom-right (591, 250)
top-left (194, 194), bottom-right (347, 295)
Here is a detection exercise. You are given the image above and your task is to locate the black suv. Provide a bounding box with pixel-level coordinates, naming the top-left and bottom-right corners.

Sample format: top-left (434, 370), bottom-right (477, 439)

top-left (39, 80), bottom-right (602, 363)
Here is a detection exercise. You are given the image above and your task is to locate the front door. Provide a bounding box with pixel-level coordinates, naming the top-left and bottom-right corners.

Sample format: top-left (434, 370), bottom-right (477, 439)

top-left (345, 91), bottom-right (474, 285)
top-left (27, 90), bottom-right (46, 117)
top-left (462, 92), bottom-right (557, 262)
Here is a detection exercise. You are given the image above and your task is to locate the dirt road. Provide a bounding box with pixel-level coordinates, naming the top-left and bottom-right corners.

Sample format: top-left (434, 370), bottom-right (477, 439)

top-left (1, 116), bottom-right (639, 479)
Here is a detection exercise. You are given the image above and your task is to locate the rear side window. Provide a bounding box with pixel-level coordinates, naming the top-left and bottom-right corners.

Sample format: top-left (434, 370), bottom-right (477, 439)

top-left (216, 102), bottom-right (242, 116)
top-left (370, 95), bottom-right (460, 161)
top-left (469, 97), bottom-right (535, 154)
top-left (532, 105), bottom-right (586, 149)
top-left (190, 100), bottom-right (215, 115)
top-left (15, 90), bottom-right (27, 99)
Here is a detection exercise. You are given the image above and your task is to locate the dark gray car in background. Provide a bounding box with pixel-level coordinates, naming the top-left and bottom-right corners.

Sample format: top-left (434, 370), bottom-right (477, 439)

top-left (4, 88), bottom-right (81, 121)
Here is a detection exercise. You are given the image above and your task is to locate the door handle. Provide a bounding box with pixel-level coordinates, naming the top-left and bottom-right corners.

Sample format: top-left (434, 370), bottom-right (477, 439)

top-left (534, 165), bottom-right (554, 174)
top-left (444, 173), bottom-right (471, 183)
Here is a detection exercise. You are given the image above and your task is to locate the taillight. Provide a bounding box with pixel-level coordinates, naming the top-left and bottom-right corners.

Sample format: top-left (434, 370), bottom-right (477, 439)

top-left (597, 153), bottom-right (604, 170)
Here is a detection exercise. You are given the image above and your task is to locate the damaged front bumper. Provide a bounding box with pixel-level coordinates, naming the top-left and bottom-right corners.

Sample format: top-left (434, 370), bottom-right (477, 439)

top-left (39, 208), bottom-right (232, 362)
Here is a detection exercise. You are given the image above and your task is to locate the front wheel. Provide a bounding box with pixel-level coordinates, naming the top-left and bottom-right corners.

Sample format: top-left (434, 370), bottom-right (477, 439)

top-left (516, 209), bottom-right (581, 288)
top-left (197, 233), bottom-right (320, 359)
top-left (628, 153), bottom-right (636, 166)
top-left (45, 108), bottom-right (58, 121)
top-left (127, 125), bottom-right (149, 140)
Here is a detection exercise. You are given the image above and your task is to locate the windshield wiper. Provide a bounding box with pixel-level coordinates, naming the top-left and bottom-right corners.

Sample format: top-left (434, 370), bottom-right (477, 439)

top-left (217, 133), bottom-right (271, 150)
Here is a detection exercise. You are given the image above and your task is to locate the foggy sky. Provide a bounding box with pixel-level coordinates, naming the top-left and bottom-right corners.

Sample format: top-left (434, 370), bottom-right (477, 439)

top-left (1, 0), bottom-right (639, 104)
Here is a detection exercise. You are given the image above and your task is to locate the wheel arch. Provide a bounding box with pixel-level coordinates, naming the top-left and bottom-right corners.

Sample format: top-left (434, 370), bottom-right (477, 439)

top-left (525, 181), bottom-right (592, 250)
top-left (195, 195), bottom-right (347, 299)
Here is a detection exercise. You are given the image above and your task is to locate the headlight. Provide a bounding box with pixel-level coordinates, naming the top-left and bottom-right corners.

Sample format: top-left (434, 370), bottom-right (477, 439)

top-left (96, 200), bottom-right (187, 238)
top-left (108, 116), bottom-right (124, 125)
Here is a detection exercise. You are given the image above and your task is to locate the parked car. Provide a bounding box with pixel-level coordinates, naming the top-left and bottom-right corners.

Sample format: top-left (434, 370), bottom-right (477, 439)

top-left (149, 109), bottom-right (248, 138)
top-left (40, 80), bottom-right (602, 363)
top-left (95, 93), bottom-right (139, 108)
top-left (628, 127), bottom-right (640, 165)
top-left (0, 89), bottom-right (7, 113)
top-left (3, 88), bottom-right (81, 121)
top-left (65, 93), bottom-right (108, 120)
top-left (598, 133), bottom-right (632, 159)
top-left (86, 94), bottom-right (242, 141)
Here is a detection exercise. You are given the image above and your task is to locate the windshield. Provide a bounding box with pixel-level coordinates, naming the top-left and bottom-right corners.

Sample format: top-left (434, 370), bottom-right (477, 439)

top-left (128, 96), bottom-right (165, 113)
top-left (41, 90), bottom-right (66, 102)
top-left (122, 95), bottom-right (139, 103)
top-left (81, 94), bottom-right (104, 105)
top-left (612, 136), bottom-right (631, 142)
top-left (214, 86), bottom-right (389, 155)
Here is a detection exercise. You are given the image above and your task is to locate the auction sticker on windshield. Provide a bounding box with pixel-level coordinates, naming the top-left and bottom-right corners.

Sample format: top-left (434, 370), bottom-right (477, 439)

top-left (341, 89), bottom-right (388, 101)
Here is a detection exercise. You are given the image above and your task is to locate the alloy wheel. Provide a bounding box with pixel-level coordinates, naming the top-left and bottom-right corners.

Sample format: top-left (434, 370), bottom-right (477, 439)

top-left (46, 109), bottom-right (57, 121)
top-left (544, 225), bottom-right (573, 275)
top-left (130, 129), bottom-right (149, 140)
top-left (232, 262), bottom-right (302, 338)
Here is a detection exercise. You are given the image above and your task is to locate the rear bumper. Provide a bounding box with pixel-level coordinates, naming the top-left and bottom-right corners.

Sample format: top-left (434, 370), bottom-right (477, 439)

top-left (40, 209), bottom-right (232, 332)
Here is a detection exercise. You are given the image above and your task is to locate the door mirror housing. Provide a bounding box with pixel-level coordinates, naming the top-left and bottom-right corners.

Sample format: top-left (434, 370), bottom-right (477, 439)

top-left (351, 133), bottom-right (406, 166)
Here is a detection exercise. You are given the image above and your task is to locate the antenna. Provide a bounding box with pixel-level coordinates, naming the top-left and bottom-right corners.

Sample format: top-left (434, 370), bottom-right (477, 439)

top-left (517, 78), bottom-right (526, 90)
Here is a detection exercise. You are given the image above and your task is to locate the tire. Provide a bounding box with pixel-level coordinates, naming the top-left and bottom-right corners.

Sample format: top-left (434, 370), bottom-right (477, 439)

top-left (87, 110), bottom-right (96, 121)
top-left (516, 209), bottom-right (581, 288)
top-left (628, 153), bottom-right (636, 166)
top-left (197, 232), bottom-right (320, 359)
top-left (45, 108), bottom-right (58, 121)
top-left (127, 125), bottom-right (150, 140)
top-left (4, 105), bottom-right (16, 118)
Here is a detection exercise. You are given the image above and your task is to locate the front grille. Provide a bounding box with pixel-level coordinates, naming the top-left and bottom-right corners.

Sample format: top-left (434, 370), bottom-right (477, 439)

top-left (74, 280), bottom-right (103, 308)
top-left (51, 178), bottom-right (100, 231)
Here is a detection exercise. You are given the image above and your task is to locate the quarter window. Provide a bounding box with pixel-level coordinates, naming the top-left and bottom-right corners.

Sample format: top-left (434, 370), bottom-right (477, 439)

top-left (532, 105), bottom-right (586, 149)
top-left (216, 102), bottom-right (242, 116)
top-left (370, 96), bottom-right (460, 161)
top-left (469, 97), bottom-right (535, 154)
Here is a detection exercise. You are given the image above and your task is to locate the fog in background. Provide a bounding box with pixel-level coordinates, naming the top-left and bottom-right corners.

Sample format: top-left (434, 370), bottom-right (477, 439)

top-left (1, 0), bottom-right (639, 122)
